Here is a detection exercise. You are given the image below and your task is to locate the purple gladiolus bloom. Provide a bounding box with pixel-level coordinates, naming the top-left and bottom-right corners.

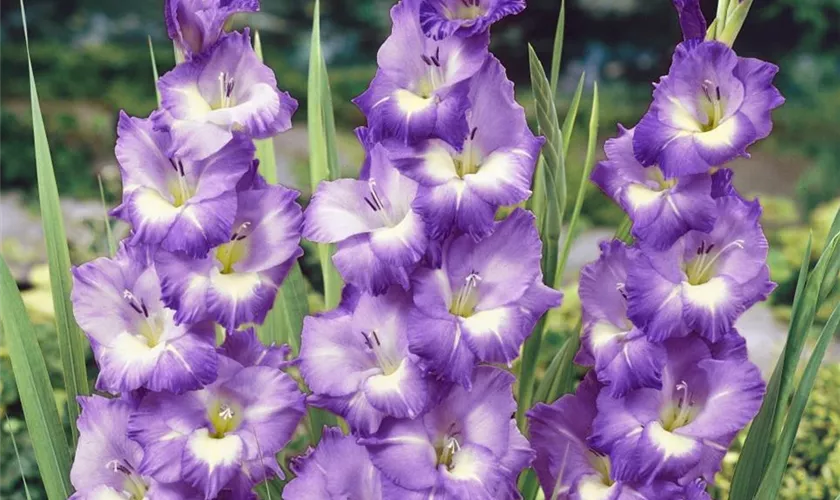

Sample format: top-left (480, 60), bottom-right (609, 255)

top-left (284, 427), bottom-right (384, 499)
top-left (389, 56), bottom-right (542, 239)
top-left (528, 374), bottom-right (685, 500)
top-left (219, 328), bottom-right (294, 370)
top-left (672, 0), bottom-right (706, 40)
top-left (590, 337), bottom-right (765, 484)
top-left (71, 242), bottom-right (217, 394)
top-left (407, 209), bottom-right (562, 387)
top-left (419, 0), bottom-right (526, 40)
top-left (129, 356), bottom-right (305, 499)
top-left (157, 30), bottom-right (298, 159)
top-left (591, 126), bottom-right (716, 250)
top-left (112, 111), bottom-right (254, 257)
top-left (354, 0), bottom-right (488, 146)
top-left (156, 184), bottom-right (303, 330)
top-left (575, 240), bottom-right (667, 397)
top-left (70, 396), bottom-right (197, 499)
top-left (634, 40), bottom-right (784, 178)
top-left (300, 287), bottom-right (434, 434)
top-left (359, 367), bottom-right (533, 499)
top-left (625, 194), bottom-right (774, 342)
top-left (303, 141), bottom-right (428, 294)
top-left (165, 0), bottom-right (259, 58)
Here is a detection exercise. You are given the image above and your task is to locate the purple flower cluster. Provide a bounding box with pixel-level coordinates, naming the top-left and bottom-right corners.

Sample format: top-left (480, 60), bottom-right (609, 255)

top-left (528, 2), bottom-right (783, 498)
top-left (69, 1), bottom-right (307, 498)
top-left (291, 0), bottom-right (561, 497)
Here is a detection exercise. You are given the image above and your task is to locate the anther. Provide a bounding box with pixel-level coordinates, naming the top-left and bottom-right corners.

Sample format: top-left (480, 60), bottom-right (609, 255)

top-left (360, 331), bottom-right (374, 349)
top-left (470, 127), bottom-right (478, 140)
top-left (230, 221), bottom-right (251, 241)
top-left (218, 404), bottom-right (235, 421)
top-left (371, 331), bottom-right (381, 347)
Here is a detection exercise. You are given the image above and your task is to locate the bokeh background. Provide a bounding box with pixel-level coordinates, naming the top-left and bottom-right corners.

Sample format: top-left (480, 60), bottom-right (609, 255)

top-left (1, 1), bottom-right (839, 499)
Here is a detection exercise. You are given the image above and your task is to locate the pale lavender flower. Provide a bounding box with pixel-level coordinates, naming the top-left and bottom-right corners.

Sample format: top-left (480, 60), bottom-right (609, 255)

top-left (112, 111), bottom-right (254, 257)
top-left (419, 0), bottom-right (526, 40)
top-left (299, 287), bottom-right (434, 434)
top-left (156, 184), bottom-right (303, 331)
top-left (590, 337), bottom-right (764, 484)
top-left (634, 40), bottom-right (784, 178)
top-left (625, 194), bottom-right (774, 343)
top-left (575, 240), bottom-right (667, 397)
top-left (408, 209), bottom-right (561, 387)
top-left (71, 242), bottom-right (217, 394)
top-left (359, 367), bottom-right (533, 499)
top-left (389, 56), bottom-right (542, 239)
top-left (591, 125), bottom-right (716, 250)
top-left (165, 0), bottom-right (260, 58)
top-left (157, 30), bottom-right (297, 158)
top-left (70, 396), bottom-right (197, 499)
top-left (354, 0), bottom-right (488, 146)
top-left (303, 141), bottom-right (428, 295)
top-left (128, 356), bottom-right (305, 498)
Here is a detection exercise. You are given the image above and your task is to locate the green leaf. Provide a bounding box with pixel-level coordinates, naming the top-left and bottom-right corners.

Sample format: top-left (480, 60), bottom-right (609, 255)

top-left (258, 263), bottom-right (308, 353)
top-left (518, 44), bottom-right (565, 427)
top-left (818, 207), bottom-right (840, 303)
top-left (560, 72), bottom-right (586, 161)
top-left (533, 338), bottom-right (569, 404)
top-left (614, 215), bottom-right (633, 244)
top-left (518, 469), bottom-right (540, 500)
top-left (21, 0), bottom-right (89, 446)
top-left (253, 31), bottom-right (279, 186)
top-left (730, 232), bottom-right (840, 499)
top-left (555, 82), bottom-right (598, 286)
top-left (0, 256), bottom-right (73, 499)
top-left (307, 0), bottom-right (343, 309)
top-left (5, 415), bottom-right (34, 500)
top-left (97, 175), bottom-right (116, 257)
top-left (755, 300), bottom-right (840, 499)
top-left (548, 0), bottom-right (566, 96)
top-left (148, 35), bottom-right (161, 105)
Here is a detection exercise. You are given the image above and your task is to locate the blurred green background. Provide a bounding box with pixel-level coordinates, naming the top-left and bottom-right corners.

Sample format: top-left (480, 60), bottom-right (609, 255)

top-left (1, 0), bottom-right (839, 498)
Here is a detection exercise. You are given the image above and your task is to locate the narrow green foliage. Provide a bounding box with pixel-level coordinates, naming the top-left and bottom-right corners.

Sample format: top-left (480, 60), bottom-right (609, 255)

top-left (518, 44), bottom-right (566, 427)
top-left (307, 0), bottom-right (343, 309)
top-left (6, 416), bottom-right (34, 500)
top-left (21, 0), bottom-right (89, 446)
top-left (148, 35), bottom-right (161, 105)
top-left (553, 326), bottom-right (581, 399)
top-left (533, 338), bottom-right (568, 404)
top-left (97, 175), bottom-right (116, 257)
top-left (0, 257), bottom-right (73, 500)
top-left (614, 215), bottom-right (634, 244)
top-left (818, 208), bottom-right (840, 303)
top-left (730, 232), bottom-right (840, 499)
top-left (560, 72), bottom-right (586, 160)
top-left (518, 469), bottom-right (540, 500)
top-left (556, 83), bottom-right (599, 286)
top-left (548, 0), bottom-right (565, 96)
top-left (258, 264), bottom-right (308, 353)
top-left (253, 31), bottom-right (279, 185)
top-left (755, 301), bottom-right (840, 499)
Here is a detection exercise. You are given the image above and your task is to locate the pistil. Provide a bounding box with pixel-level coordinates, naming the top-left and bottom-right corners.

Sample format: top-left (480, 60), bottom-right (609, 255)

top-left (360, 330), bottom-right (400, 375)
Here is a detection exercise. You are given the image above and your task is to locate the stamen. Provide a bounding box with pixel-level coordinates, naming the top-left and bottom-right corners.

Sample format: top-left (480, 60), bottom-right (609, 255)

top-left (450, 271), bottom-right (482, 317)
top-left (469, 127), bottom-right (478, 140)
top-left (105, 459), bottom-right (132, 476)
top-left (363, 197), bottom-right (378, 212)
top-left (372, 331), bottom-right (381, 346)
top-left (230, 221), bottom-right (251, 241)
top-left (360, 331), bottom-right (373, 349)
top-left (218, 404), bottom-right (235, 421)
top-left (616, 282), bottom-right (628, 300)
top-left (366, 179), bottom-right (396, 226)
top-left (421, 54), bottom-right (433, 66)
top-left (123, 290), bottom-right (147, 316)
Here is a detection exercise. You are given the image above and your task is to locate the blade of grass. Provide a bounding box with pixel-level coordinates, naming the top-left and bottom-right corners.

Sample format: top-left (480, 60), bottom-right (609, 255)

top-left (560, 72), bottom-right (586, 160)
top-left (555, 82), bottom-right (598, 286)
top-left (548, 0), bottom-right (566, 96)
top-left (0, 256), bottom-right (73, 499)
top-left (148, 35), bottom-right (161, 105)
top-left (97, 175), bottom-right (116, 257)
top-left (818, 207), bottom-right (840, 303)
top-left (308, 0), bottom-right (343, 310)
top-left (614, 215), bottom-right (633, 244)
top-left (755, 300), bottom-right (840, 499)
top-left (730, 232), bottom-right (838, 499)
top-left (5, 416), bottom-right (34, 500)
top-left (21, 0), bottom-right (89, 446)
top-left (518, 44), bottom-right (565, 428)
